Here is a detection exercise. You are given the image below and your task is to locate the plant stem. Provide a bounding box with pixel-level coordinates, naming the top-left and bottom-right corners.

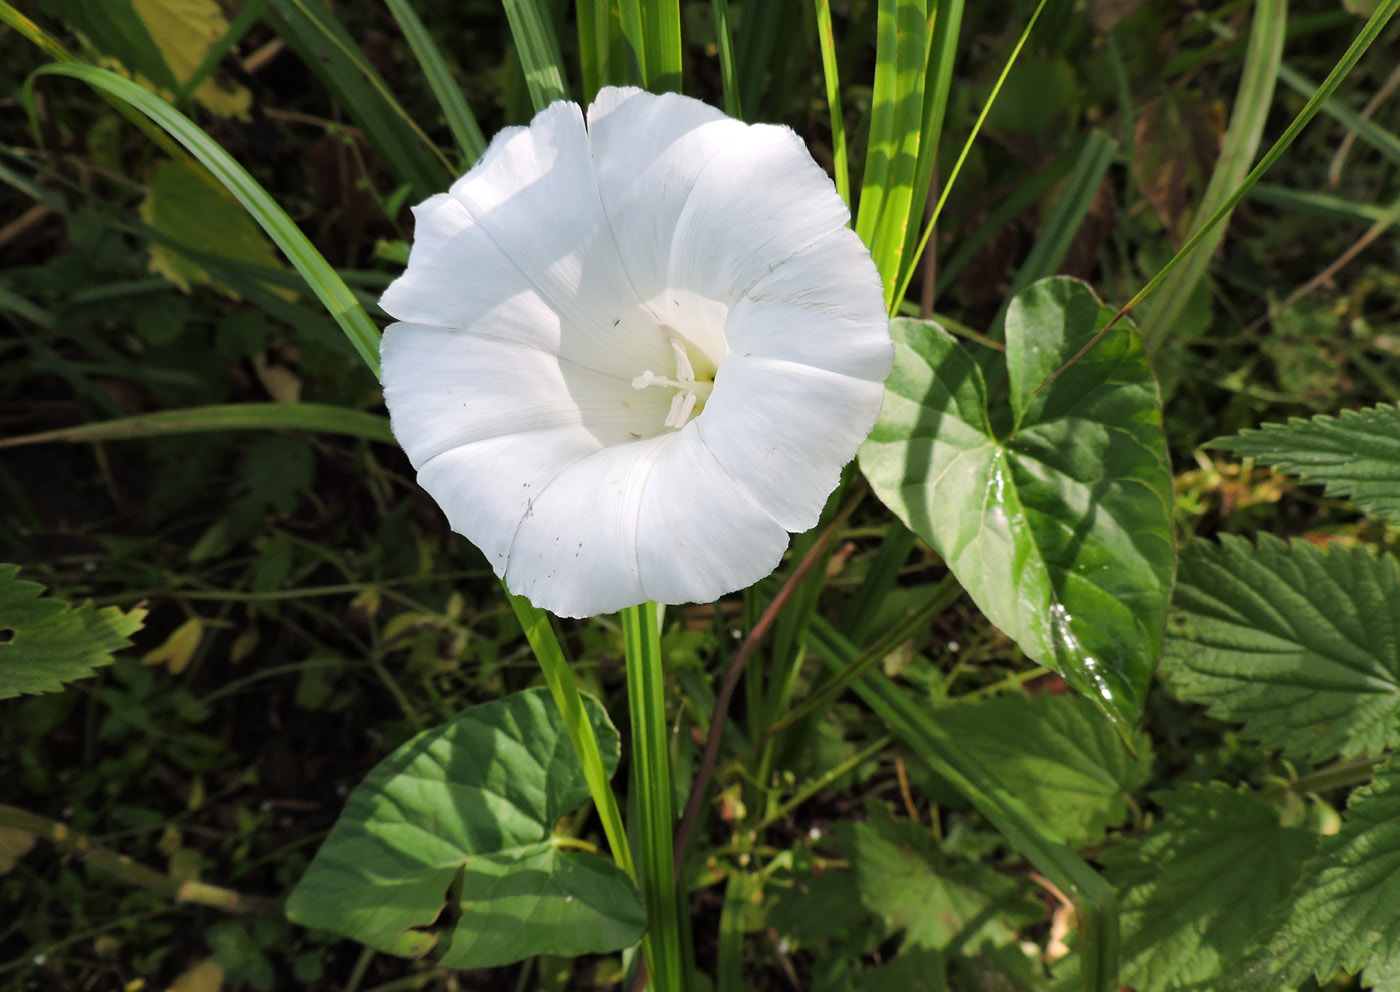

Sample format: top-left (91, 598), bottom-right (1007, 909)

top-left (621, 602), bottom-right (687, 992)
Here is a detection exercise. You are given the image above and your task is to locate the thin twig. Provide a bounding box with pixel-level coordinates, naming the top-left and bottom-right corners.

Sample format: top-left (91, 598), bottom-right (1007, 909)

top-left (670, 491), bottom-right (864, 873)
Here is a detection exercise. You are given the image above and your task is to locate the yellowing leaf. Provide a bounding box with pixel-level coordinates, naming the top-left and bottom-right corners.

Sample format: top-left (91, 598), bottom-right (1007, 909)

top-left (165, 957), bottom-right (223, 992)
top-left (130, 0), bottom-right (251, 119)
top-left (0, 826), bottom-right (36, 874)
top-left (141, 159), bottom-right (290, 299)
top-left (141, 617), bottom-right (202, 674)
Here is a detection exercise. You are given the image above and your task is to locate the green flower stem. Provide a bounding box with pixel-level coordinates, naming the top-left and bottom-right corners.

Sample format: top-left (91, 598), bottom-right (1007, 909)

top-left (621, 602), bottom-right (687, 992)
top-left (507, 591), bottom-right (637, 886)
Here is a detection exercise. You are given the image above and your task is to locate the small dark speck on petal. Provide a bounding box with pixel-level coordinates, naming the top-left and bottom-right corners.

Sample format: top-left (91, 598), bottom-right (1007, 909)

top-left (613, 318), bottom-right (620, 327)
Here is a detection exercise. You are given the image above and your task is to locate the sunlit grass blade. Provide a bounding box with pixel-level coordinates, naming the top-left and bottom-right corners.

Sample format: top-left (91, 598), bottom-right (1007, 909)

top-left (855, 0), bottom-right (928, 307)
top-left (507, 592), bottom-right (637, 886)
top-left (503, 0), bottom-right (569, 111)
top-left (385, 0), bottom-right (486, 169)
top-left (268, 0), bottom-right (452, 198)
top-left (712, 0), bottom-right (742, 118)
top-left (619, 0), bottom-right (683, 93)
top-left (812, 0), bottom-right (846, 202)
top-left (24, 63), bottom-right (382, 376)
top-left (621, 602), bottom-right (686, 992)
top-left (894, 0), bottom-right (1050, 310)
top-left (578, 0), bottom-right (627, 101)
top-left (895, 0), bottom-right (965, 296)
top-left (1138, 0), bottom-right (1286, 353)
top-left (805, 616), bottom-right (1121, 992)
top-left (0, 403), bottom-right (392, 449)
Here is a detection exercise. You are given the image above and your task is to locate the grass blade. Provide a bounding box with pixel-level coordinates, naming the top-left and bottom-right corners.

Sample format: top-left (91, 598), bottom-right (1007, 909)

top-left (812, 0), bottom-right (847, 202)
top-left (578, 0), bottom-right (627, 101)
top-left (385, 0), bottom-right (487, 169)
top-left (171, 0), bottom-right (270, 106)
top-left (24, 63), bottom-right (382, 377)
top-left (503, 0), bottom-right (569, 111)
top-left (855, 0), bottom-right (928, 307)
top-left (712, 0), bottom-right (742, 118)
top-left (1138, 0), bottom-right (1286, 353)
top-left (621, 602), bottom-right (686, 992)
top-left (267, 0), bottom-right (452, 198)
top-left (0, 404), bottom-right (393, 448)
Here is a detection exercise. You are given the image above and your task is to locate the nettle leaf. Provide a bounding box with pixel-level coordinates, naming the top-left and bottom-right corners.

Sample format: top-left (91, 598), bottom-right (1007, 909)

top-left (1245, 753), bottom-right (1400, 989)
top-left (285, 688), bottom-right (645, 968)
top-left (0, 564), bottom-right (146, 700)
top-left (836, 804), bottom-right (1042, 953)
top-left (1101, 783), bottom-right (1316, 992)
top-left (860, 277), bottom-right (1174, 727)
top-left (1163, 535), bottom-right (1400, 763)
top-left (931, 693), bottom-right (1153, 846)
top-left (1221, 403), bottom-right (1400, 523)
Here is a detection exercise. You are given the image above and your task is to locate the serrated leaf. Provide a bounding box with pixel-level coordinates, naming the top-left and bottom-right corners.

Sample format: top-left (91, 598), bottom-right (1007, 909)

top-left (1244, 752), bottom-right (1400, 989)
top-left (837, 804), bottom-right (1042, 953)
top-left (0, 565), bottom-right (146, 700)
top-left (860, 277), bottom-right (1175, 728)
top-left (1101, 783), bottom-right (1316, 992)
top-left (285, 688), bottom-right (645, 969)
top-left (931, 693), bottom-right (1153, 846)
top-left (141, 159), bottom-right (288, 298)
top-left (1163, 535), bottom-right (1400, 763)
top-left (1221, 404), bottom-right (1400, 524)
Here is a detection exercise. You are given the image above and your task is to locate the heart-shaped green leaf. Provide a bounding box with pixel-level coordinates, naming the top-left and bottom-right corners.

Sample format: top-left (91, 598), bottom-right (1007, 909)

top-left (859, 277), bottom-right (1174, 727)
top-left (285, 688), bottom-right (645, 968)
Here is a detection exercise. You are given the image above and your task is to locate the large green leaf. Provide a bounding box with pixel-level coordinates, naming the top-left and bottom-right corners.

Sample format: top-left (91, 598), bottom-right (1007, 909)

top-left (860, 277), bottom-right (1175, 727)
top-left (1220, 403), bottom-right (1400, 524)
top-left (930, 693), bottom-right (1152, 846)
top-left (1244, 752), bottom-right (1400, 989)
top-left (285, 688), bottom-right (645, 968)
top-left (1101, 783), bottom-right (1316, 992)
top-left (0, 565), bottom-right (146, 700)
top-left (1163, 535), bottom-right (1400, 763)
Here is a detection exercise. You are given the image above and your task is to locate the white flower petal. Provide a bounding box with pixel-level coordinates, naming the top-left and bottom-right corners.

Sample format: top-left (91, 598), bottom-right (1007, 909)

top-left (635, 426), bottom-right (789, 605)
top-left (587, 87), bottom-right (746, 306)
top-left (505, 438), bottom-right (670, 617)
top-left (448, 101), bottom-right (672, 376)
top-left (725, 228), bottom-right (894, 383)
top-left (381, 321), bottom-right (673, 467)
top-left (696, 357), bottom-right (885, 531)
top-left (667, 122), bottom-right (851, 307)
top-left (416, 425), bottom-right (604, 575)
top-left (379, 109), bottom-right (671, 380)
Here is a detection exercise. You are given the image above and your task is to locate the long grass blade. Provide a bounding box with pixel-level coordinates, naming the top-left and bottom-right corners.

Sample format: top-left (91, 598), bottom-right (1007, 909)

top-left (856, 0), bottom-right (928, 307)
top-left (267, 0), bottom-right (452, 197)
top-left (503, 0), bottom-right (569, 111)
top-left (23, 63), bottom-right (382, 376)
top-left (0, 404), bottom-right (393, 448)
top-left (578, 0), bottom-right (627, 101)
top-left (1138, 0), bottom-right (1286, 352)
top-left (621, 602), bottom-right (686, 992)
top-left (712, 0), bottom-right (742, 118)
top-left (385, 0), bottom-right (487, 169)
top-left (812, 0), bottom-right (847, 202)
top-left (896, 0), bottom-right (965, 296)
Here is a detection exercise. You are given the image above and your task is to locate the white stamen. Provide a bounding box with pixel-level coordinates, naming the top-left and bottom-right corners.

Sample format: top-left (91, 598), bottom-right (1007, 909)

top-left (632, 334), bottom-right (714, 431)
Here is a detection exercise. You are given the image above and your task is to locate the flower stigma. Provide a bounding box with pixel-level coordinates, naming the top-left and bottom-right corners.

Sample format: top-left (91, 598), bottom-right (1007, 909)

top-left (631, 334), bottom-right (716, 430)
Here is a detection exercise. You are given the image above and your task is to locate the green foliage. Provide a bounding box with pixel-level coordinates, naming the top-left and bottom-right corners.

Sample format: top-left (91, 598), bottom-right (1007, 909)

top-left (285, 688), bottom-right (645, 968)
top-left (1245, 753), bottom-right (1400, 989)
top-left (1164, 535), bottom-right (1400, 763)
top-left (1101, 783), bottom-right (1317, 992)
top-left (930, 693), bottom-right (1152, 846)
top-left (1221, 404), bottom-right (1400, 523)
top-left (0, 565), bottom-right (146, 700)
top-left (860, 277), bottom-right (1175, 728)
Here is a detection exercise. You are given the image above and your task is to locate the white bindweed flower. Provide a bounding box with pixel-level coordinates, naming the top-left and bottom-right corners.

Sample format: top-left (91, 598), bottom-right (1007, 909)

top-left (379, 86), bottom-right (891, 618)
